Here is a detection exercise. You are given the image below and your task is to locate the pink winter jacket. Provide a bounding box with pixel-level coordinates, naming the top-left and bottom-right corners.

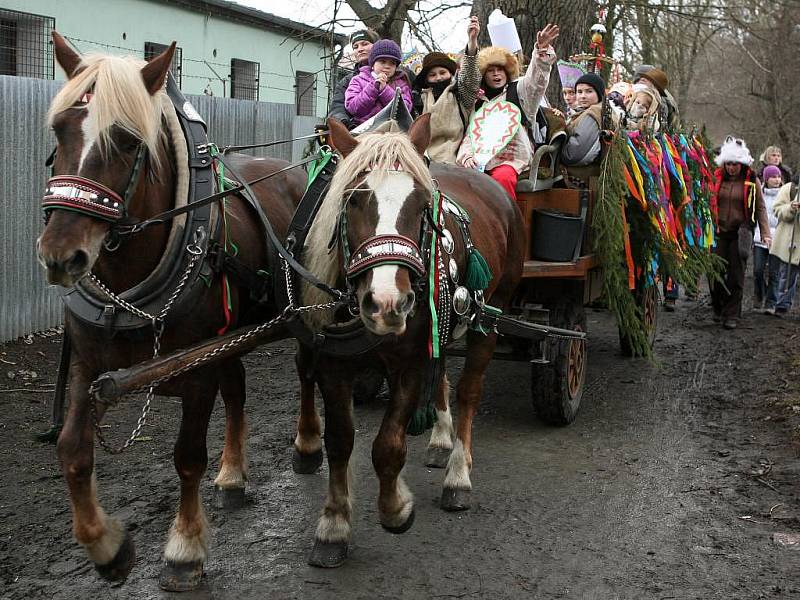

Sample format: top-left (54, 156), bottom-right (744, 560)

top-left (344, 66), bottom-right (413, 126)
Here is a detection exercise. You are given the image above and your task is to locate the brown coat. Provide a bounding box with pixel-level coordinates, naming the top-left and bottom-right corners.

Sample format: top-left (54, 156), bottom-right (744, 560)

top-left (716, 172), bottom-right (769, 236)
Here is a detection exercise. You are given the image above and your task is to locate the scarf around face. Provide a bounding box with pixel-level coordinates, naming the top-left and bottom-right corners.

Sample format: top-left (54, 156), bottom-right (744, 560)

top-left (429, 79), bottom-right (451, 101)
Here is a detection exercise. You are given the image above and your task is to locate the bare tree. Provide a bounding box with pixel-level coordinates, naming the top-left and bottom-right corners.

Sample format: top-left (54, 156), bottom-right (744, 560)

top-left (345, 0), bottom-right (418, 41)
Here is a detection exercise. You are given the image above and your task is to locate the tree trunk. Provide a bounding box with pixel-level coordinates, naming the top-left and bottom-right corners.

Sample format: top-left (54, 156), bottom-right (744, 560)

top-left (471, 0), bottom-right (596, 105)
top-left (471, 0), bottom-right (596, 60)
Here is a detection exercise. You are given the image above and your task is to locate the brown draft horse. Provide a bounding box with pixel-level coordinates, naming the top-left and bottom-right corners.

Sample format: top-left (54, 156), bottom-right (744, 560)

top-left (293, 116), bottom-right (525, 566)
top-left (36, 34), bottom-right (305, 590)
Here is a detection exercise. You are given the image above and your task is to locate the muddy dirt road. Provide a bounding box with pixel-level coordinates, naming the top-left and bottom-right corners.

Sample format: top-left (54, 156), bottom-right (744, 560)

top-left (1, 294), bottom-right (799, 599)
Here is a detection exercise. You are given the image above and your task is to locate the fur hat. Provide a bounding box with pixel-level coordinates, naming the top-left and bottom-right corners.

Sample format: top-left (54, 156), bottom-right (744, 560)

top-left (415, 52), bottom-right (458, 87)
top-left (763, 165), bottom-right (783, 181)
top-left (369, 39), bottom-right (402, 67)
top-left (478, 46), bottom-right (520, 80)
top-left (633, 64), bottom-right (669, 94)
top-left (575, 72), bottom-right (606, 103)
top-left (715, 135), bottom-right (754, 167)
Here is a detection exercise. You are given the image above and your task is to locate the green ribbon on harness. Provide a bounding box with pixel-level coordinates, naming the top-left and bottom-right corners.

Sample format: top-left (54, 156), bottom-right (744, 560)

top-left (407, 189), bottom-right (443, 436)
top-left (306, 149), bottom-right (333, 191)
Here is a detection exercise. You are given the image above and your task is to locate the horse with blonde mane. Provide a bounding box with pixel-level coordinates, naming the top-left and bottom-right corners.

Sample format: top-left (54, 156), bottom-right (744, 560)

top-left (36, 33), bottom-right (305, 590)
top-left (293, 116), bottom-right (525, 567)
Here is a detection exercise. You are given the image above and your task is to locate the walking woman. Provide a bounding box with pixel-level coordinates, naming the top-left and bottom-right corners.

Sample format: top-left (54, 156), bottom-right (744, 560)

top-left (710, 136), bottom-right (771, 328)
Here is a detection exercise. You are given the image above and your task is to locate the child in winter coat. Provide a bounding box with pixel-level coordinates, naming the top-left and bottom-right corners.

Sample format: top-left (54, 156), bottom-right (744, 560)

top-left (754, 165), bottom-right (782, 308)
top-left (344, 39), bottom-right (413, 128)
top-left (456, 24), bottom-right (560, 201)
top-left (412, 16), bottom-right (481, 164)
top-left (765, 179), bottom-right (800, 316)
top-left (562, 72), bottom-right (605, 166)
top-left (625, 84), bottom-right (660, 133)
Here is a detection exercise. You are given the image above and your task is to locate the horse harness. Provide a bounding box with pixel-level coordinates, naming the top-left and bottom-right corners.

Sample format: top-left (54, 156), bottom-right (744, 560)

top-left (40, 75), bottom-right (327, 338)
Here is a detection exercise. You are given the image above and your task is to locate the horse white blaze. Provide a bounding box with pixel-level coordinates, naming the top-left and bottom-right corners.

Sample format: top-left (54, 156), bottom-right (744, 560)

top-left (443, 439), bottom-right (472, 491)
top-left (78, 104), bottom-right (97, 171)
top-left (365, 170), bottom-right (415, 311)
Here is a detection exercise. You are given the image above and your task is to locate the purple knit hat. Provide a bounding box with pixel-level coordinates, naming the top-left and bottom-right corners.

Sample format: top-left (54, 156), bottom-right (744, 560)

top-left (369, 39), bottom-right (402, 67)
top-left (763, 165), bottom-right (782, 181)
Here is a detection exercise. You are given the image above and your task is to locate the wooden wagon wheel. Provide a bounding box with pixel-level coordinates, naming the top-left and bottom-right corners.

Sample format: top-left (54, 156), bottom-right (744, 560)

top-left (619, 284), bottom-right (658, 357)
top-left (531, 301), bottom-right (587, 426)
top-left (566, 324), bottom-right (586, 399)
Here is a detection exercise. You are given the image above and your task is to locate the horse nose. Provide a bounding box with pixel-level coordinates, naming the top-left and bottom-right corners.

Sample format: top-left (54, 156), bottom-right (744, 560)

top-left (60, 249), bottom-right (89, 277)
top-left (361, 290), bottom-right (380, 316)
top-left (395, 290), bottom-right (415, 314)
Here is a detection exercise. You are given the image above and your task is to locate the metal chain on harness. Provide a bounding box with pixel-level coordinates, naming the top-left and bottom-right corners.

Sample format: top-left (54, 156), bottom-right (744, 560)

top-left (87, 257), bottom-right (343, 454)
top-left (87, 233), bottom-right (205, 454)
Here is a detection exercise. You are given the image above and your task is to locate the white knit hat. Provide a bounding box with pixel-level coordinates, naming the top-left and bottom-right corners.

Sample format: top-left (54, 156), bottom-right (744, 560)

top-left (715, 135), bottom-right (753, 167)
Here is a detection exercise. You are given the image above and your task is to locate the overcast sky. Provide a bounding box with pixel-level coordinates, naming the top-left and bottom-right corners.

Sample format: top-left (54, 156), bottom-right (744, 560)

top-left (233, 0), bottom-right (473, 53)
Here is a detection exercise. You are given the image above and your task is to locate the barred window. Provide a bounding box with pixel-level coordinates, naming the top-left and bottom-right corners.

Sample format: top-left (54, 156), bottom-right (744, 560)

top-left (0, 8), bottom-right (54, 79)
top-left (144, 41), bottom-right (183, 88)
top-left (295, 71), bottom-right (316, 117)
top-left (230, 58), bottom-right (259, 101)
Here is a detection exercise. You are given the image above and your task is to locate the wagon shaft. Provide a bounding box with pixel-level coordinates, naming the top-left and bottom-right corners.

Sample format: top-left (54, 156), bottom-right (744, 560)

top-left (92, 323), bottom-right (291, 404)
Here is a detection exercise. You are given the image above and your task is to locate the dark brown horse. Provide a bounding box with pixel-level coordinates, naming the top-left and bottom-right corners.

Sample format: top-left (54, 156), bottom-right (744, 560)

top-left (293, 116), bottom-right (525, 566)
top-left (36, 34), bottom-right (304, 590)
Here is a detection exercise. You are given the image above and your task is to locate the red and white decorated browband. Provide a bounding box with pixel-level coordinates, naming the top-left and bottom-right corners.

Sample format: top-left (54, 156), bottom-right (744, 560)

top-left (42, 175), bottom-right (126, 222)
top-left (346, 234), bottom-right (425, 279)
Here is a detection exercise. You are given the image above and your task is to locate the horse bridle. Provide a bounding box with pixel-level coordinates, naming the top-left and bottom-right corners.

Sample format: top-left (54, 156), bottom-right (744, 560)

top-left (41, 143), bottom-right (148, 225)
top-left (337, 174), bottom-right (439, 289)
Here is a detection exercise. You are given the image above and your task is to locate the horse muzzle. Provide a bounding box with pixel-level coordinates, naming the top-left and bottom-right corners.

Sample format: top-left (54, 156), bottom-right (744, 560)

top-left (358, 287), bottom-right (416, 336)
top-left (38, 244), bottom-right (92, 287)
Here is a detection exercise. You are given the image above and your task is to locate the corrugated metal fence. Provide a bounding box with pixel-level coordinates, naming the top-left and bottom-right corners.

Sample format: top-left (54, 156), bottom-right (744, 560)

top-left (0, 75), bottom-right (320, 342)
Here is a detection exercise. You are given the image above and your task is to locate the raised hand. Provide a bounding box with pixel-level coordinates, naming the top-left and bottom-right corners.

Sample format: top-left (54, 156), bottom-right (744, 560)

top-left (536, 23), bottom-right (560, 49)
top-left (467, 16), bottom-right (480, 53)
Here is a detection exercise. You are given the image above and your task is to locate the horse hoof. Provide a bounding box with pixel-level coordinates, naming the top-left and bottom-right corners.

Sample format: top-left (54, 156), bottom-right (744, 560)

top-left (307, 539), bottom-right (348, 568)
top-left (34, 425), bottom-right (62, 444)
top-left (213, 485), bottom-right (246, 510)
top-left (158, 560), bottom-right (204, 592)
top-left (292, 448), bottom-right (323, 474)
top-left (441, 488), bottom-right (471, 512)
top-left (94, 530), bottom-right (136, 583)
top-left (382, 507), bottom-right (415, 534)
top-left (425, 446), bottom-right (451, 469)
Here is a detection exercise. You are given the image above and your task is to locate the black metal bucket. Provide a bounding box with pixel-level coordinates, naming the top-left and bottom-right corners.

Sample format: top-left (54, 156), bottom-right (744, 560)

top-left (530, 208), bottom-right (584, 262)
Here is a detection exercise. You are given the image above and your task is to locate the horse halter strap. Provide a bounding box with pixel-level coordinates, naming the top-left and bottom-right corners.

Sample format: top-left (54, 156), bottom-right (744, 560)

top-left (41, 144), bottom-right (147, 224)
top-left (346, 234), bottom-right (425, 280)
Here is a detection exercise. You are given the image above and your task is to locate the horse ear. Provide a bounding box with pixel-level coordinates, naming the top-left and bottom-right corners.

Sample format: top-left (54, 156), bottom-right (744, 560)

top-left (141, 42), bottom-right (176, 95)
top-left (52, 31), bottom-right (82, 79)
top-left (408, 113), bottom-right (431, 156)
top-left (328, 117), bottom-right (358, 157)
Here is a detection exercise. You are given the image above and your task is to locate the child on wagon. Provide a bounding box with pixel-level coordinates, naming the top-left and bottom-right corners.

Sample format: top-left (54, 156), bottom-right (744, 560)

top-left (456, 24), bottom-right (560, 201)
top-left (412, 16), bottom-right (481, 164)
top-left (562, 72), bottom-right (605, 166)
top-left (345, 39), bottom-right (413, 128)
top-left (625, 83), bottom-right (660, 133)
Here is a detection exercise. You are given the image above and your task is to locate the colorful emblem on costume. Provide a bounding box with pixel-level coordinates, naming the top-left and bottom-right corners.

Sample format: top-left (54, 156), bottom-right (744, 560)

top-left (468, 98), bottom-right (521, 171)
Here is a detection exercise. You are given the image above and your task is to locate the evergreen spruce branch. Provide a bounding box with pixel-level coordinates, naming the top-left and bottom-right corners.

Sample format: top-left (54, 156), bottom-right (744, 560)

top-left (594, 132), bottom-right (653, 358)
